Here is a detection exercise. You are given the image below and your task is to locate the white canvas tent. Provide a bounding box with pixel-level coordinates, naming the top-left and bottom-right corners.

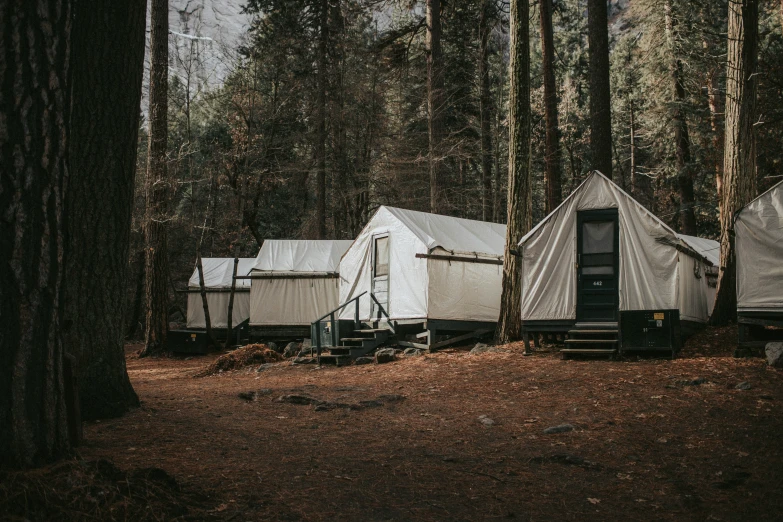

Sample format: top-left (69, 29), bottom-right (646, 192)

top-left (249, 240), bottom-right (353, 327)
top-left (187, 258), bottom-right (255, 329)
top-left (338, 206), bottom-right (507, 324)
top-left (518, 172), bottom-right (716, 325)
top-left (736, 180), bottom-right (783, 313)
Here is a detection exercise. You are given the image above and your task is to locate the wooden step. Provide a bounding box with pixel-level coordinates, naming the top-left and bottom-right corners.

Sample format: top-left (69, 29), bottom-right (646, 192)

top-left (568, 329), bottom-right (618, 335)
top-left (355, 329), bottom-right (391, 334)
top-left (560, 348), bottom-right (617, 355)
top-left (341, 337), bottom-right (374, 342)
top-left (564, 339), bottom-right (618, 344)
top-left (575, 322), bottom-right (618, 329)
top-left (328, 347), bottom-right (350, 355)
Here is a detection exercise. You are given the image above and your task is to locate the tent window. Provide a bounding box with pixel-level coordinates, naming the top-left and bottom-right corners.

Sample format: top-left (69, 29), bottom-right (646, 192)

top-left (374, 236), bottom-right (389, 277)
top-left (582, 221), bottom-right (614, 275)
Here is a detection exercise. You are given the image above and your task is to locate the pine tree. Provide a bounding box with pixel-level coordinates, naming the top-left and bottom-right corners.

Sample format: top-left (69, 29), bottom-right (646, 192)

top-left (0, 0), bottom-right (72, 467)
top-left (496, 0), bottom-right (532, 344)
top-left (711, 0), bottom-right (759, 325)
top-left (587, 0), bottom-right (613, 178)
top-left (141, 0), bottom-right (171, 356)
top-left (64, 0), bottom-right (146, 417)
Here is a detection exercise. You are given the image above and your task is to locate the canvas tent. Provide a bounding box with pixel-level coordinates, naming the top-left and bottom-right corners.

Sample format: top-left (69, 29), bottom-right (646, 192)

top-left (518, 171), bottom-right (716, 330)
top-left (338, 206), bottom-right (507, 325)
top-left (187, 258), bottom-right (255, 329)
top-left (735, 180), bottom-right (783, 314)
top-left (249, 240), bottom-right (353, 328)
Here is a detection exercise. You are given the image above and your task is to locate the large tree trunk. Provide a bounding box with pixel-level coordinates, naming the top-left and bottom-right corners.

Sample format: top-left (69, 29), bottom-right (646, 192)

top-left (539, 0), bottom-right (563, 213)
top-left (140, 0), bottom-right (171, 356)
top-left (496, 0), bottom-right (531, 344)
top-left (479, 0), bottom-right (495, 222)
top-left (711, 0), bottom-right (758, 326)
top-left (702, 4), bottom-right (725, 222)
top-left (587, 0), bottom-right (613, 178)
top-left (0, 0), bottom-right (72, 468)
top-left (315, 0), bottom-right (328, 238)
top-left (64, 0), bottom-right (144, 420)
top-left (427, 0), bottom-right (446, 214)
top-left (664, 1), bottom-right (697, 235)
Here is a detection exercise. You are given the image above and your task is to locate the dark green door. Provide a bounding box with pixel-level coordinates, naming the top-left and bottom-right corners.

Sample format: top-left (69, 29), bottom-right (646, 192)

top-left (576, 209), bottom-right (619, 322)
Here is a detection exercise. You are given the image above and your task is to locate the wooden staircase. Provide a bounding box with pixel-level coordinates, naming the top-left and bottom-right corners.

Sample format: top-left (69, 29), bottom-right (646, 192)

top-left (561, 322), bottom-right (619, 359)
top-left (312, 323), bottom-right (392, 366)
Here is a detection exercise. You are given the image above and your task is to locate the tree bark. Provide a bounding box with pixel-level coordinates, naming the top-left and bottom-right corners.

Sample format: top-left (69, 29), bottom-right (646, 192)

top-left (141, 0), bottom-right (171, 356)
top-left (664, 1), bottom-right (697, 235)
top-left (64, 0), bottom-right (144, 420)
top-left (587, 0), bottom-right (613, 178)
top-left (702, 4), bottom-right (724, 222)
top-left (496, 0), bottom-right (532, 344)
top-left (539, 0), bottom-right (563, 213)
top-left (225, 255), bottom-right (240, 348)
top-left (711, 0), bottom-right (758, 325)
top-left (315, 0), bottom-right (328, 238)
top-left (479, 0), bottom-right (495, 221)
top-left (0, 0), bottom-right (72, 467)
top-left (196, 256), bottom-right (219, 348)
top-left (427, 0), bottom-right (446, 214)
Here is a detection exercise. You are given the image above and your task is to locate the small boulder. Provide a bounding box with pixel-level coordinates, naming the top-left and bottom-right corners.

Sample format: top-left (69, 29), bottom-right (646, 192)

top-left (403, 347), bottom-right (424, 356)
top-left (470, 343), bottom-right (490, 354)
top-left (766, 342), bottom-right (783, 368)
top-left (283, 342), bottom-right (300, 358)
top-left (292, 357), bottom-right (315, 365)
top-left (478, 415), bottom-right (495, 426)
top-left (268, 342), bottom-right (279, 353)
top-left (276, 394), bottom-right (321, 405)
top-left (375, 348), bottom-right (396, 364)
top-left (470, 343), bottom-right (501, 355)
top-left (735, 381), bottom-right (752, 391)
top-left (302, 338), bottom-right (312, 348)
top-left (543, 424), bottom-right (574, 434)
top-left (354, 357), bottom-right (374, 365)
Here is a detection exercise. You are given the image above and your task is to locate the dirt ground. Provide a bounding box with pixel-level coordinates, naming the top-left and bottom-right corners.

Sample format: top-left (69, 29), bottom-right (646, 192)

top-left (75, 326), bottom-right (782, 521)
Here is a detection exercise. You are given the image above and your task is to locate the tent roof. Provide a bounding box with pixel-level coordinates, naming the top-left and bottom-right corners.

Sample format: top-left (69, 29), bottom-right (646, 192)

top-left (188, 258), bottom-right (255, 288)
top-left (678, 234), bottom-right (719, 266)
top-left (739, 179), bottom-right (783, 216)
top-left (381, 206), bottom-right (507, 257)
top-left (519, 171), bottom-right (682, 248)
top-left (251, 240), bottom-right (353, 273)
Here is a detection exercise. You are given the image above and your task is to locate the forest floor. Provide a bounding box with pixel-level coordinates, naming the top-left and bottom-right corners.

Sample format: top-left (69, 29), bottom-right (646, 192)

top-left (68, 325), bottom-right (783, 521)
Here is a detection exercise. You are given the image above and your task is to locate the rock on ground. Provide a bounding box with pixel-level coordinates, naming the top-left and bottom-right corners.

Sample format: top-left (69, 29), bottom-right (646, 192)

top-left (403, 347), bottom-right (424, 356)
top-left (375, 348), bottom-right (396, 364)
top-left (766, 342), bottom-right (783, 368)
top-left (283, 342), bottom-right (300, 358)
top-left (354, 357), bottom-right (374, 365)
top-left (543, 424), bottom-right (574, 434)
top-left (470, 343), bottom-right (501, 355)
top-left (735, 381), bottom-right (752, 390)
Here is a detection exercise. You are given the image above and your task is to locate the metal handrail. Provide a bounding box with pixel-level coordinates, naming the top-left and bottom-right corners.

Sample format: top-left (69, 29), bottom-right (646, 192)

top-left (312, 291), bottom-right (394, 365)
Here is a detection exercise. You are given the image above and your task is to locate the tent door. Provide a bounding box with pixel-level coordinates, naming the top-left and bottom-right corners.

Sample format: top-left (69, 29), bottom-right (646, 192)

top-left (371, 235), bottom-right (389, 320)
top-left (576, 209), bottom-right (619, 322)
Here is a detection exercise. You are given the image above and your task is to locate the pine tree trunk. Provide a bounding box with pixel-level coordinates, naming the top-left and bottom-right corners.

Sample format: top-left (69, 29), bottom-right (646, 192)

top-left (64, 0), bottom-right (144, 420)
top-left (315, 0), bottom-right (328, 238)
top-left (0, 0), bottom-right (72, 468)
top-left (702, 2), bottom-right (725, 223)
top-left (587, 0), bottom-right (613, 178)
top-left (141, 0), bottom-right (171, 356)
top-left (495, 0), bottom-right (531, 344)
top-left (664, 1), bottom-right (697, 235)
top-left (427, 0), bottom-right (446, 214)
top-left (540, 0), bottom-right (563, 213)
top-left (225, 255), bottom-right (240, 348)
top-left (711, 0), bottom-right (758, 326)
top-left (479, 0), bottom-right (495, 222)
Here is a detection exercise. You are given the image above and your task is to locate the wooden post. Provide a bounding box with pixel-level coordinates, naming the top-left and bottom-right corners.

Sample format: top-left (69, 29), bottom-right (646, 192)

top-left (225, 254), bottom-right (239, 348)
top-left (196, 255), bottom-right (219, 349)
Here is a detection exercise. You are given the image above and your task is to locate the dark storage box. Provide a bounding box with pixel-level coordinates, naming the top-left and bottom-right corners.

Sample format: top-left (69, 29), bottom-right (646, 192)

top-left (169, 329), bottom-right (210, 354)
top-left (619, 309), bottom-right (681, 355)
